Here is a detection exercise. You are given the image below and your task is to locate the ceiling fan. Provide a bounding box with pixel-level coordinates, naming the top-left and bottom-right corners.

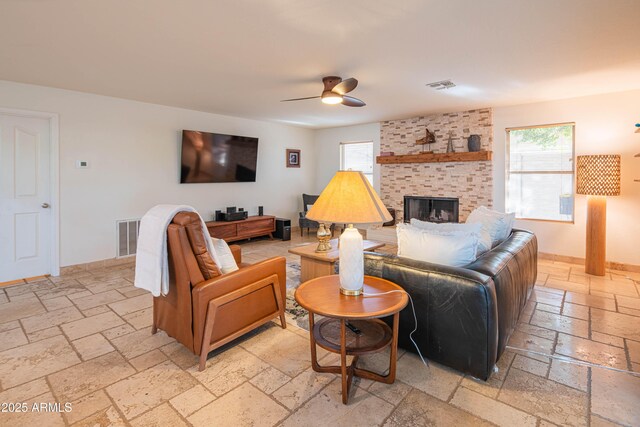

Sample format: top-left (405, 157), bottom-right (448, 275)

top-left (281, 76), bottom-right (365, 107)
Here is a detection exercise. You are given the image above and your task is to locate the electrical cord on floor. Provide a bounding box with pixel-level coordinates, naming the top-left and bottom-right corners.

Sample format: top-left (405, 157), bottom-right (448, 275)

top-left (362, 290), bottom-right (429, 367)
top-left (505, 345), bottom-right (640, 378)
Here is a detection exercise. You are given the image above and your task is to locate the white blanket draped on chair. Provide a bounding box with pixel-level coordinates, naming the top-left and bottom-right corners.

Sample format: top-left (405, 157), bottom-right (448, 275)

top-left (134, 204), bottom-right (219, 297)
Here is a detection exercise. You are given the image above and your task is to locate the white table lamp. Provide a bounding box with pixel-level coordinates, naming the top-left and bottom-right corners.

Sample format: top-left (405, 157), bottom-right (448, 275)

top-left (306, 171), bottom-right (392, 296)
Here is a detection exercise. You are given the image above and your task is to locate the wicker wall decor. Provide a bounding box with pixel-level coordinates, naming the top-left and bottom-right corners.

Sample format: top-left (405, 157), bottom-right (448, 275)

top-left (576, 154), bottom-right (621, 196)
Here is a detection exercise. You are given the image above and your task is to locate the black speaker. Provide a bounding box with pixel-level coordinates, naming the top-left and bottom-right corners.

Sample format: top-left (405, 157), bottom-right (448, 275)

top-left (218, 211), bottom-right (247, 221)
top-left (282, 226), bottom-right (291, 241)
top-left (258, 206), bottom-right (264, 216)
top-left (215, 210), bottom-right (223, 221)
top-left (274, 218), bottom-right (291, 240)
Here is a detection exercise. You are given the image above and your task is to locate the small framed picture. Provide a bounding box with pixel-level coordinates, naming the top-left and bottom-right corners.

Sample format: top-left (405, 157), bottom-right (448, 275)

top-left (286, 149), bottom-right (301, 168)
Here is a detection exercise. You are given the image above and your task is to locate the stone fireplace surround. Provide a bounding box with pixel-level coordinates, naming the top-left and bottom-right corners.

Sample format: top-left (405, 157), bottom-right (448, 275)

top-left (379, 108), bottom-right (493, 223)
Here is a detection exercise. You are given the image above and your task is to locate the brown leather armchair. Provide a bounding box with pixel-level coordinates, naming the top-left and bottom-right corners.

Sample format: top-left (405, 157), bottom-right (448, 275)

top-left (152, 212), bottom-right (287, 370)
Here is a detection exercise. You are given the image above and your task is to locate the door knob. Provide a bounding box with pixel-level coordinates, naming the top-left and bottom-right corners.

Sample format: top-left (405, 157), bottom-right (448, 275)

top-left (41, 203), bottom-right (50, 208)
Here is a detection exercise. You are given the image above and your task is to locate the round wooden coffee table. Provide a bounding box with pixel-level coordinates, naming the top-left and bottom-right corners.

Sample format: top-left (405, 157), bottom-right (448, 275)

top-left (295, 275), bottom-right (408, 404)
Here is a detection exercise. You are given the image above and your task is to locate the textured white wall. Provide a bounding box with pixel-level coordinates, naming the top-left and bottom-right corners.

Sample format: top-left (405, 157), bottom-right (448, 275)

top-left (0, 81), bottom-right (316, 267)
top-left (493, 89), bottom-right (640, 266)
top-left (313, 122), bottom-right (381, 194)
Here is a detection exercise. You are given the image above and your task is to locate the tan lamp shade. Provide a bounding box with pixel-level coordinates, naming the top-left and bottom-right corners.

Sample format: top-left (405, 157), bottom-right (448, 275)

top-left (306, 171), bottom-right (392, 224)
top-left (576, 155), bottom-right (621, 196)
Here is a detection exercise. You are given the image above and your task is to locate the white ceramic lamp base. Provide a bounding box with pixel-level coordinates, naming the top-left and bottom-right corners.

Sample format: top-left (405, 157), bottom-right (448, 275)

top-left (339, 225), bottom-right (364, 296)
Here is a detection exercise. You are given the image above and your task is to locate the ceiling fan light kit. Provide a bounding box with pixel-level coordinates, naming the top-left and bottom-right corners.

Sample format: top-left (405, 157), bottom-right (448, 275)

top-left (321, 90), bottom-right (343, 104)
top-left (282, 76), bottom-right (365, 107)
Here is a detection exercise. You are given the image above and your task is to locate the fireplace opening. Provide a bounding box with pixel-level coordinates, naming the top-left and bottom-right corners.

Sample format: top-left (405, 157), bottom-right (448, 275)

top-left (404, 196), bottom-right (459, 223)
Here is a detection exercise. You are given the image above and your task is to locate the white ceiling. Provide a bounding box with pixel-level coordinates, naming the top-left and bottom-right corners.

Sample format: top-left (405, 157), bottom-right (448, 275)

top-left (1, 0), bottom-right (639, 128)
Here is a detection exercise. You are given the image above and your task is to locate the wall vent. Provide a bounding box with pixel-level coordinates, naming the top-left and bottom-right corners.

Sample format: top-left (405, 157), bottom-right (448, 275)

top-left (116, 219), bottom-right (141, 258)
top-left (426, 79), bottom-right (456, 90)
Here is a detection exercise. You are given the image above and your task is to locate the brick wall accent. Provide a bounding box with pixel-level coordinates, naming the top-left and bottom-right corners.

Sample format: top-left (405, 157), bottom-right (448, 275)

top-left (380, 108), bottom-right (493, 222)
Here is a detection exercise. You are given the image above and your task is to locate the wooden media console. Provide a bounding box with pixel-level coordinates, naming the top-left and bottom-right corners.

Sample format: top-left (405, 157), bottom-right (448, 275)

top-left (206, 215), bottom-right (275, 242)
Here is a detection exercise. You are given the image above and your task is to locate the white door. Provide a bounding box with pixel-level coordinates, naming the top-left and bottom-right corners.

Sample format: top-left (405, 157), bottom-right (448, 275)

top-left (0, 113), bottom-right (52, 281)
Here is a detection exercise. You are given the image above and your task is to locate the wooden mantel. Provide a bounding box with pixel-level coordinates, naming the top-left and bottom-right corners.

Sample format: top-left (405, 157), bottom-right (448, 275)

top-left (376, 151), bottom-right (492, 164)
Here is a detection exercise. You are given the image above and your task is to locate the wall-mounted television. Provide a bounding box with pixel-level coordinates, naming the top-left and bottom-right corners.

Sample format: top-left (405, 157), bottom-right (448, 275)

top-left (180, 130), bottom-right (258, 183)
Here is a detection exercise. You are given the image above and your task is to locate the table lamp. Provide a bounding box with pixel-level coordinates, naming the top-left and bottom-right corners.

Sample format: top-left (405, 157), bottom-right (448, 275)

top-left (576, 155), bottom-right (621, 276)
top-left (306, 171), bottom-right (392, 296)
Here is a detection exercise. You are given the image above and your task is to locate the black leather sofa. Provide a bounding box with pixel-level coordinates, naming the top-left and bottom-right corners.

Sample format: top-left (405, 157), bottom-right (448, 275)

top-left (363, 229), bottom-right (537, 380)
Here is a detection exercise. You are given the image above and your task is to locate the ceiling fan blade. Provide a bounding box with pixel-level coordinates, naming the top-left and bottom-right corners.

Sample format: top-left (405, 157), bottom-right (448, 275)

top-left (342, 95), bottom-right (366, 107)
top-left (280, 96), bottom-right (321, 102)
top-left (333, 78), bottom-right (358, 95)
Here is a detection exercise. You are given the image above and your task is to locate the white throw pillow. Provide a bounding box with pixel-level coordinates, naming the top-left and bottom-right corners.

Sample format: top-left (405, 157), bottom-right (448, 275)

top-left (466, 206), bottom-right (515, 247)
top-left (478, 206), bottom-right (515, 242)
top-left (396, 223), bottom-right (479, 268)
top-left (499, 208), bottom-right (516, 235)
top-left (476, 229), bottom-right (492, 255)
top-left (211, 238), bottom-right (239, 274)
top-left (409, 218), bottom-right (491, 255)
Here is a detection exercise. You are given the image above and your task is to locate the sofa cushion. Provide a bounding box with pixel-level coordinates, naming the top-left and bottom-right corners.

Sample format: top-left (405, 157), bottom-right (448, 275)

top-left (397, 223), bottom-right (479, 268)
top-left (410, 218), bottom-right (491, 255)
top-left (212, 238), bottom-right (239, 274)
top-left (466, 206), bottom-right (515, 247)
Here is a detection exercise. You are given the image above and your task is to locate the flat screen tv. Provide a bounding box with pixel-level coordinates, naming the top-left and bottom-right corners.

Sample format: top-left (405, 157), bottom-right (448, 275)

top-left (180, 130), bottom-right (258, 183)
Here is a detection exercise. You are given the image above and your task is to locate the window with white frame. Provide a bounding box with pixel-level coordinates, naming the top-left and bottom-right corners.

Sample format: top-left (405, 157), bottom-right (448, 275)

top-left (340, 141), bottom-right (374, 185)
top-left (506, 123), bottom-right (575, 222)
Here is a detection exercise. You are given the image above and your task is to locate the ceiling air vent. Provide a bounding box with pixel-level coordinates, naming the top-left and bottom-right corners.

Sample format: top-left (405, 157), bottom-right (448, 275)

top-left (116, 219), bottom-right (141, 258)
top-left (426, 79), bottom-right (456, 90)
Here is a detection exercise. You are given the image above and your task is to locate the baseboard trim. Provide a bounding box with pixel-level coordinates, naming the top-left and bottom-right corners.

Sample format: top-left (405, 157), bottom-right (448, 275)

top-left (539, 252), bottom-right (640, 273)
top-left (60, 256), bottom-right (135, 275)
top-left (0, 275), bottom-right (50, 287)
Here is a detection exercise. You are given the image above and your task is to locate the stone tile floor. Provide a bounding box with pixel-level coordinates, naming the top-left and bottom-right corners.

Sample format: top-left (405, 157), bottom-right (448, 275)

top-left (0, 233), bottom-right (639, 426)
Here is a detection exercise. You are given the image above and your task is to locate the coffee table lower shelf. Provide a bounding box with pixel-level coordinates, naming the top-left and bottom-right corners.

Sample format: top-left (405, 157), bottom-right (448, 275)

top-left (313, 318), bottom-right (393, 355)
